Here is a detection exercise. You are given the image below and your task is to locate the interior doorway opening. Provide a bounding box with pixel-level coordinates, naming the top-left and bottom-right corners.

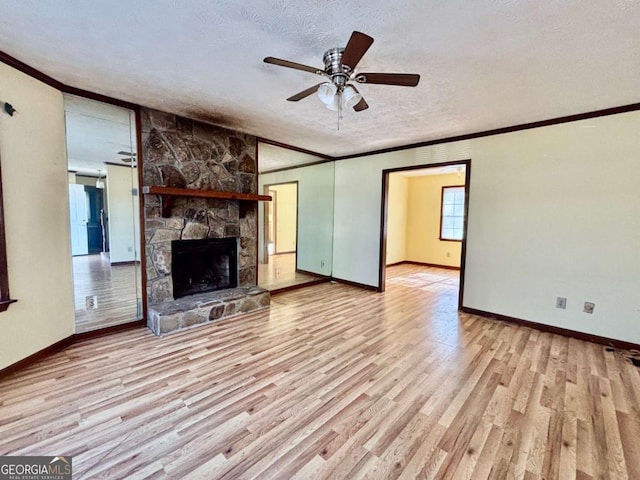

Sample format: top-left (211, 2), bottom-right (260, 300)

top-left (380, 160), bottom-right (471, 310)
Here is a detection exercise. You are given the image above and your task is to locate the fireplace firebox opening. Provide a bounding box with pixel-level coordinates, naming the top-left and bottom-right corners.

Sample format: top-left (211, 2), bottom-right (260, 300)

top-left (171, 237), bottom-right (239, 299)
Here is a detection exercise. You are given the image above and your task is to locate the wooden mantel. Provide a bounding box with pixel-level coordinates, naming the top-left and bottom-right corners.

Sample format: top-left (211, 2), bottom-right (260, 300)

top-left (142, 186), bottom-right (272, 218)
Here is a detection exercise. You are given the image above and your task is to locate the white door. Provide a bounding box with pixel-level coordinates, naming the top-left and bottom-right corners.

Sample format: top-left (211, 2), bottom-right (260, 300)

top-left (69, 184), bottom-right (88, 256)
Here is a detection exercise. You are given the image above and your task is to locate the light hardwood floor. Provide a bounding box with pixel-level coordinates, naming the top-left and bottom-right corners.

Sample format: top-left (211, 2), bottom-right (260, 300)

top-left (2, 264), bottom-right (639, 479)
top-left (73, 254), bottom-right (142, 333)
top-left (258, 253), bottom-right (323, 291)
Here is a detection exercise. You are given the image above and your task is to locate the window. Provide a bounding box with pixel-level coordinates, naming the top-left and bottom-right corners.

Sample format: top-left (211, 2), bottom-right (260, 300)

top-left (440, 185), bottom-right (465, 241)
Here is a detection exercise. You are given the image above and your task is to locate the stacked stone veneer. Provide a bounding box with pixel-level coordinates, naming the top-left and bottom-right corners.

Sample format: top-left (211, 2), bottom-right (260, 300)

top-left (142, 108), bottom-right (269, 334)
top-left (147, 286), bottom-right (270, 335)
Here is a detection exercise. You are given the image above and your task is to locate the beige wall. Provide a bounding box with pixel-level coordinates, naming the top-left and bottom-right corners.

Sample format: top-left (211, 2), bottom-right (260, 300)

top-left (406, 173), bottom-right (462, 267)
top-left (270, 183), bottom-right (297, 253)
top-left (386, 174), bottom-right (408, 264)
top-left (0, 63), bottom-right (75, 369)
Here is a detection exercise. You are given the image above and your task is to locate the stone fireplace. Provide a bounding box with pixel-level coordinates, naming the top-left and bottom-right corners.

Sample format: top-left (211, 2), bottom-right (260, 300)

top-left (141, 108), bottom-right (269, 335)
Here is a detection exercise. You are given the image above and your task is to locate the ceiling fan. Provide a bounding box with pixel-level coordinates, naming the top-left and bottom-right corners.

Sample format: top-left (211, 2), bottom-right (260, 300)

top-left (117, 150), bottom-right (137, 163)
top-left (264, 31), bottom-right (420, 114)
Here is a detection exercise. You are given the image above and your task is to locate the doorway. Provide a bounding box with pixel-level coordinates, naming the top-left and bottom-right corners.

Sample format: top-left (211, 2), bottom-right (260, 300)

top-left (64, 94), bottom-right (143, 333)
top-left (69, 183), bottom-right (106, 256)
top-left (379, 160), bottom-right (471, 309)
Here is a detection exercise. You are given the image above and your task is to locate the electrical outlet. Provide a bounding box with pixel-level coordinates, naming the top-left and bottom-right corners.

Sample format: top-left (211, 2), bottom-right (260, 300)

top-left (321, 260), bottom-right (325, 268)
top-left (86, 295), bottom-right (98, 310)
top-left (583, 302), bottom-right (595, 314)
top-left (556, 297), bottom-right (567, 309)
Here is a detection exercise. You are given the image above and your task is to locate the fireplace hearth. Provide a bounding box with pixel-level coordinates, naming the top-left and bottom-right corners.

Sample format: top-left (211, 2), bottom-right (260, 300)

top-left (172, 237), bottom-right (238, 299)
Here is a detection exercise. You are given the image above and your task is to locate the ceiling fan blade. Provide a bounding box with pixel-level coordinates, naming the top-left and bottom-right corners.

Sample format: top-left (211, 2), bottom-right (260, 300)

top-left (264, 57), bottom-right (322, 75)
top-left (356, 73), bottom-right (420, 87)
top-left (349, 85), bottom-right (368, 111)
top-left (353, 97), bottom-right (369, 112)
top-left (287, 83), bottom-right (324, 102)
top-left (340, 31), bottom-right (374, 72)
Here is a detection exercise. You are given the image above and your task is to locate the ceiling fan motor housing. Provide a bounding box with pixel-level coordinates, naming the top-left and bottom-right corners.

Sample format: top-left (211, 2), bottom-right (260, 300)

top-left (323, 48), bottom-right (348, 87)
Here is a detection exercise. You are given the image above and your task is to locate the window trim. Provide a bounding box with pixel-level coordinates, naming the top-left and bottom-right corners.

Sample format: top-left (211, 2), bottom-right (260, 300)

top-left (0, 152), bottom-right (17, 311)
top-left (439, 184), bottom-right (465, 242)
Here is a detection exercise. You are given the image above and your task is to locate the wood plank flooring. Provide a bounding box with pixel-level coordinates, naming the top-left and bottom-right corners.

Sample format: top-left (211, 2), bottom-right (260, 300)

top-left (258, 253), bottom-right (322, 291)
top-left (2, 264), bottom-right (640, 479)
top-left (73, 254), bottom-right (142, 333)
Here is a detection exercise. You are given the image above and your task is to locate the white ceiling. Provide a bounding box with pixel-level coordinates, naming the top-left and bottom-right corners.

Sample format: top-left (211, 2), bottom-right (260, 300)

top-left (65, 95), bottom-right (137, 176)
top-left (258, 142), bottom-right (325, 173)
top-left (1, 1), bottom-right (640, 161)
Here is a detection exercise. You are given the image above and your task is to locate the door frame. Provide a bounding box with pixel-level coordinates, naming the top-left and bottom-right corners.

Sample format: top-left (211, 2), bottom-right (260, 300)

top-left (262, 188), bottom-right (277, 262)
top-left (378, 159), bottom-right (471, 310)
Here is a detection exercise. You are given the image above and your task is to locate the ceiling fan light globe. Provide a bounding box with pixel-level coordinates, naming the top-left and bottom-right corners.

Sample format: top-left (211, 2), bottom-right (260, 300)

top-left (317, 82), bottom-right (337, 106)
top-left (342, 85), bottom-right (362, 109)
top-left (325, 95), bottom-right (339, 111)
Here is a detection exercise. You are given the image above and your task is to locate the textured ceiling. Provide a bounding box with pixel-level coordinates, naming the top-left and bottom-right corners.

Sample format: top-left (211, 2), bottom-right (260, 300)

top-left (258, 142), bottom-right (325, 173)
top-left (1, 1), bottom-right (639, 160)
top-left (65, 95), bottom-right (137, 176)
